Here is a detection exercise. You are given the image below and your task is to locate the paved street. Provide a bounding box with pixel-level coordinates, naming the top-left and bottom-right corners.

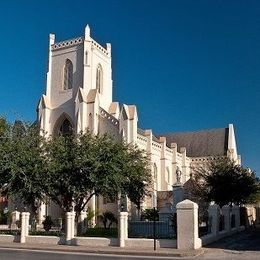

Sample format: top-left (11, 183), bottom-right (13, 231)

top-left (200, 226), bottom-right (260, 260)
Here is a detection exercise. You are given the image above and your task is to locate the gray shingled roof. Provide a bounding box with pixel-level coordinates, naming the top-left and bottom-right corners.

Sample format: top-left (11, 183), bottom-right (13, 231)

top-left (160, 128), bottom-right (229, 157)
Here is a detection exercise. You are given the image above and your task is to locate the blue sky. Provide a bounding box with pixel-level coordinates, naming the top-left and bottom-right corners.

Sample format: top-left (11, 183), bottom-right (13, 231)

top-left (0, 0), bottom-right (259, 175)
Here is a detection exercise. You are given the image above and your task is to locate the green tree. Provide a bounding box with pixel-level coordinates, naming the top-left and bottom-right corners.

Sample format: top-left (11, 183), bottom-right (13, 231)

top-left (0, 120), bottom-right (48, 223)
top-left (45, 132), bottom-right (151, 221)
top-left (0, 117), bottom-right (12, 190)
top-left (195, 157), bottom-right (259, 207)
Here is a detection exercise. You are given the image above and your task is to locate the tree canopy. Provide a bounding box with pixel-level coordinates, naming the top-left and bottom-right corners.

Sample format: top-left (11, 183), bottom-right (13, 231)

top-left (0, 117), bottom-right (152, 221)
top-left (45, 132), bottom-right (151, 217)
top-left (0, 119), bottom-right (48, 215)
top-left (194, 157), bottom-right (259, 207)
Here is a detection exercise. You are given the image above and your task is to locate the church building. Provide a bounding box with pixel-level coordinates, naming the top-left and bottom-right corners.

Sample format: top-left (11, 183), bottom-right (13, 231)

top-left (37, 25), bottom-right (241, 221)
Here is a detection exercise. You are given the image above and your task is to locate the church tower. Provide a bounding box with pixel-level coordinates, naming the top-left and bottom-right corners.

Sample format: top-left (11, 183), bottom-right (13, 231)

top-left (38, 25), bottom-right (113, 136)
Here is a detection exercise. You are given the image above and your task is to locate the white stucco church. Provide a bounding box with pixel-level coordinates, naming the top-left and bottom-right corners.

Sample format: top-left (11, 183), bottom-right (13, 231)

top-left (37, 25), bottom-right (241, 221)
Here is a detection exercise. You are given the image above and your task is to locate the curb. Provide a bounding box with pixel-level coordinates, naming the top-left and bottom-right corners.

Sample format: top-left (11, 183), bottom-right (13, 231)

top-left (0, 244), bottom-right (205, 258)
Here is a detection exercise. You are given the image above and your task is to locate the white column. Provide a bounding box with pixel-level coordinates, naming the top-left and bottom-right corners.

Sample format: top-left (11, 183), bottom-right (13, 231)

top-left (222, 205), bottom-right (231, 233)
top-left (20, 212), bottom-right (29, 243)
top-left (25, 212), bottom-right (30, 236)
top-left (89, 195), bottom-right (96, 227)
top-left (119, 212), bottom-right (128, 247)
top-left (71, 211), bottom-right (76, 238)
top-left (11, 211), bottom-right (20, 229)
top-left (66, 212), bottom-right (73, 245)
top-left (38, 202), bottom-right (46, 225)
top-left (124, 212), bottom-right (128, 240)
top-left (232, 206), bottom-right (240, 229)
top-left (79, 210), bottom-right (87, 233)
top-left (208, 204), bottom-right (220, 237)
top-left (176, 199), bottom-right (202, 250)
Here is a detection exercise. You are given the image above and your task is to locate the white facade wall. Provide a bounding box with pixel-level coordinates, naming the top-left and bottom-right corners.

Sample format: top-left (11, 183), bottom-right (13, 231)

top-left (38, 26), bottom-right (240, 217)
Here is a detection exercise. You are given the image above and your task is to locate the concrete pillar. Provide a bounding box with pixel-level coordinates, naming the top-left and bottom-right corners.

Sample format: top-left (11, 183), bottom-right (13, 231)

top-left (89, 195), bottom-right (96, 227)
top-left (11, 211), bottom-right (20, 229)
top-left (232, 206), bottom-right (240, 229)
top-left (37, 202), bottom-right (46, 225)
top-left (172, 184), bottom-right (184, 213)
top-left (79, 210), bottom-right (87, 233)
top-left (208, 204), bottom-right (220, 237)
top-left (119, 212), bottom-right (128, 247)
top-left (124, 212), bottom-right (128, 240)
top-left (20, 212), bottom-right (30, 243)
top-left (66, 212), bottom-right (73, 245)
top-left (176, 199), bottom-right (202, 250)
top-left (71, 211), bottom-right (76, 238)
top-left (222, 205), bottom-right (231, 232)
top-left (25, 212), bottom-right (30, 236)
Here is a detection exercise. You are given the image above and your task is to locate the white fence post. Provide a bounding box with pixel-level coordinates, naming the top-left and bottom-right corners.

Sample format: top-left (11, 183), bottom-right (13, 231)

top-left (232, 206), bottom-right (240, 229)
top-left (79, 210), bottom-right (87, 233)
top-left (71, 211), bottom-right (76, 238)
top-left (119, 212), bottom-right (128, 247)
top-left (25, 212), bottom-right (30, 236)
top-left (66, 212), bottom-right (73, 245)
top-left (20, 212), bottom-right (30, 243)
top-left (176, 199), bottom-right (202, 250)
top-left (222, 205), bottom-right (231, 232)
top-left (11, 211), bottom-right (20, 229)
top-left (208, 204), bottom-right (220, 237)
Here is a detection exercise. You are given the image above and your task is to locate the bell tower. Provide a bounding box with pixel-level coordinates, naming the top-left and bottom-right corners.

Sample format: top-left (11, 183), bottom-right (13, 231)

top-left (83, 25), bottom-right (113, 111)
top-left (38, 25), bottom-right (114, 136)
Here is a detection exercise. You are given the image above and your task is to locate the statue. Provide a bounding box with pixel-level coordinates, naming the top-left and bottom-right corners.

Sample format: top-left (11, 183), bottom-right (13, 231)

top-left (176, 166), bottom-right (182, 183)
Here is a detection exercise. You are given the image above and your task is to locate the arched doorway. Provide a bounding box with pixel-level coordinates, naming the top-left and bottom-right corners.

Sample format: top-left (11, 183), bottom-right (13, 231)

top-left (53, 114), bottom-right (74, 136)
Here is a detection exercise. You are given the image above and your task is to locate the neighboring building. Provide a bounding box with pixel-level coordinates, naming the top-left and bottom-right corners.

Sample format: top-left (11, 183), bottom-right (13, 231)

top-left (37, 25), bottom-right (241, 222)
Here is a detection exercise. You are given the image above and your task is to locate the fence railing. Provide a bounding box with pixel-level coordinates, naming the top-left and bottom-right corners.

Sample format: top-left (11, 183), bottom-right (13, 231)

top-left (128, 221), bottom-right (174, 239)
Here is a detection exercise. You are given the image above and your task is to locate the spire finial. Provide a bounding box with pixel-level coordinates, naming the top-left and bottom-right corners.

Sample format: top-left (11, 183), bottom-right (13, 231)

top-left (85, 24), bottom-right (90, 37)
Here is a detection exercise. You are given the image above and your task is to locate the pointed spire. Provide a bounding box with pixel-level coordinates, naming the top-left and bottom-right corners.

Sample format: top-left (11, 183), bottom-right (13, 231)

top-left (85, 24), bottom-right (90, 38)
top-left (49, 33), bottom-right (55, 46)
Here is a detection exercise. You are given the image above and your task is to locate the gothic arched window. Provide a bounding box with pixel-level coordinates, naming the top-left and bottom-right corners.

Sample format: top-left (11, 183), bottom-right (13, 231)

top-left (59, 119), bottom-right (73, 136)
top-left (88, 113), bottom-right (93, 131)
top-left (96, 64), bottom-right (102, 93)
top-left (63, 59), bottom-right (73, 90)
top-left (85, 51), bottom-right (88, 65)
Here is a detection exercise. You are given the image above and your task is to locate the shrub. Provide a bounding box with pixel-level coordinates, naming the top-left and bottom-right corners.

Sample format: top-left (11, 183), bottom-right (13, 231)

top-left (42, 216), bottom-right (53, 232)
top-left (141, 208), bottom-right (159, 221)
top-left (83, 227), bottom-right (118, 238)
top-left (29, 230), bottom-right (64, 236)
top-left (98, 211), bottom-right (117, 228)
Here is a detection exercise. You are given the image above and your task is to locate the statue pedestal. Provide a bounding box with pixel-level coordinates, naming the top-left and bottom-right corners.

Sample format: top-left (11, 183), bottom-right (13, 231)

top-left (172, 183), bottom-right (184, 213)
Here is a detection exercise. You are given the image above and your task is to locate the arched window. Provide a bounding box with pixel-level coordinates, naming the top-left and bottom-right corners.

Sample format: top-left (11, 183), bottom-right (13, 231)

top-left (85, 51), bottom-right (88, 65)
top-left (96, 65), bottom-right (102, 93)
top-left (63, 59), bottom-right (73, 90)
top-left (88, 113), bottom-right (93, 131)
top-left (59, 119), bottom-right (73, 136)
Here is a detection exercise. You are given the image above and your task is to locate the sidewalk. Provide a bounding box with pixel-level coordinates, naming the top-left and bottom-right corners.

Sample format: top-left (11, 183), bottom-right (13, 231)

top-left (0, 242), bottom-right (204, 258)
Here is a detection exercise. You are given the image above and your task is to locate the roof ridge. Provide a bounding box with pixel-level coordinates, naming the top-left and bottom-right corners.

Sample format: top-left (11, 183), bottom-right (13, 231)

top-left (159, 127), bottom-right (228, 137)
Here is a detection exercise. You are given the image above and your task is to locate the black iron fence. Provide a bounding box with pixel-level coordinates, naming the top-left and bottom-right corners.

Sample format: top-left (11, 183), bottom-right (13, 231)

top-left (128, 220), bottom-right (174, 239)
